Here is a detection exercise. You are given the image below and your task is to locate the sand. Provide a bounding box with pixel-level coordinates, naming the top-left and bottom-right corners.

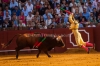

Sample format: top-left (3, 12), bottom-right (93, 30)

top-left (0, 48), bottom-right (100, 66)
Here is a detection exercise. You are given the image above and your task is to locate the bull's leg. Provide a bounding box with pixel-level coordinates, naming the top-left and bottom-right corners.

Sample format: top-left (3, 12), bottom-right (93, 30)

top-left (44, 51), bottom-right (51, 57)
top-left (15, 47), bottom-right (20, 59)
top-left (37, 50), bottom-right (41, 58)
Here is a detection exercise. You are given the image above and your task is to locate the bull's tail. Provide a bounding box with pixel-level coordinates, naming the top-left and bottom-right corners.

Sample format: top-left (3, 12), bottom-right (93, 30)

top-left (1, 34), bottom-right (21, 49)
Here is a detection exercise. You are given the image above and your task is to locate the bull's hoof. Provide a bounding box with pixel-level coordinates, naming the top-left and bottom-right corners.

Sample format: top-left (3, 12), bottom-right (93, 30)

top-left (87, 48), bottom-right (90, 54)
top-left (48, 55), bottom-right (51, 58)
top-left (16, 58), bottom-right (18, 59)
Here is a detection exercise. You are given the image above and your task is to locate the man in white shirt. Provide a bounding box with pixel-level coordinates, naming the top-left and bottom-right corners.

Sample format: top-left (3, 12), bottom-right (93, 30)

top-left (26, 12), bottom-right (34, 29)
top-left (25, 1), bottom-right (33, 12)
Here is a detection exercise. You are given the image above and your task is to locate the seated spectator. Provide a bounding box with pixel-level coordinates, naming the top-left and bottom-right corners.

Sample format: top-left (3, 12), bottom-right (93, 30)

top-left (22, 5), bottom-right (29, 17)
top-left (18, 11), bottom-right (26, 26)
top-left (35, 11), bottom-right (40, 22)
top-left (4, 6), bottom-right (11, 16)
top-left (25, 1), bottom-right (33, 12)
top-left (89, 12), bottom-right (98, 25)
top-left (1, 0), bottom-right (10, 9)
top-left (63, 2), bottom-right (70, 11)
top-left (0, 11), bottom-right (3, 28)
top-left (97, 14), bottom-right (100, 23)
top-left (55, 4), bottom-right (61, 15)
top-left (96, 2), bottom-right (100, 11)
top-left (60, 14), bottom-right (68, 25)
top-left (45, 15), bottom-right (52, 28)
top-left (97, 23), bottom-right (100, 27)
top-left (41, 22), bottom-right (47, 29)
top-left (36, 1), bottom-right (40, 11)
top-left (78, 2), bottom-right (87, 13)
top-left (39, 4), bottom-right (46, 16)
top-left (47, 5), bottom-right (53, 14)
top-left (93, 8), bottom-right (99, 20)
top-left (11, 12), bottom-right (18, 30)
top-left (43, 9), bottom-right (53, 21)
top-left (50, 18), bottom-right (57, 28)
top-left (74, 8), bottom-right (80, 19)
top-left (87, 2), bottom-right (94, 13)
top-left (77, 13), bottom-right (87, 22)
top-left (69, 0), bottom-right (77, 8)
top-left (65, 22), bottom-right (70, 28)
top-left (92, 0), bottom-right (99, 8)
top-left (0, 7), bottom-right (3, 16)
top-left (80, 17), bottom-right (88, 27)
top-left (54, 14), bottom-right (60, 24)
top-left (82, 8), bottom-right (90, 20)
top-left (71, 3), bottom-right (78, 14)
top-left (40, 16), bottom-right (44, 24)
top-left (26, 12), bottom-right (34, 29)
top-left (58, 10), bottom-right (65, 17)
top-left (12, 6), bottom-right (21, 16)
top-left (86, 22), bottom-right (96, 27)
top-left (10, 0), bottom-right (18, 12)
top-left (3, 11), bottom-right (12, 28)
top-left (19, 0), bottom-right (26, 9)
top-left (61, 0), bottom-right (66, 8)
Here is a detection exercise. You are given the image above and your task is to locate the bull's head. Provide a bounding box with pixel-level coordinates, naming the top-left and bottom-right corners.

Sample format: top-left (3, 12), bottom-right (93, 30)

top-left (56, 36), bottom-right (65, 48)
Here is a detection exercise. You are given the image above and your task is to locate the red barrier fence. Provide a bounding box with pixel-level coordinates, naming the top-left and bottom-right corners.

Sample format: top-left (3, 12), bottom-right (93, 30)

top-left (0, 27), bottom-right (100, 54)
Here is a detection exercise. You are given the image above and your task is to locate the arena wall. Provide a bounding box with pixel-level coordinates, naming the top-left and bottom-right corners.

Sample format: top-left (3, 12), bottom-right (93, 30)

top-left (0, 27), bottom-right (100, 54)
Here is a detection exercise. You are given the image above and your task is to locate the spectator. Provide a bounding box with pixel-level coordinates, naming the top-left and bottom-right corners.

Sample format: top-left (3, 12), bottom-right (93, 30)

top-left (22, 5), bottom-right (29, 17)
top-left (54, 14), bottom-right (60, 24)
top-left (19, 0), bottom-right (26, 9)
top-left (87, 2), bottom-right (94, 13)
top-left (1, 0), bottom-right (10, 9)
top-left (10, 0), bottom-right (18, 12)
top-left (3, 11), bottom-right (12, 28)
top-left (35, 11), bottom-right (40, 22)
top-left (88, 12), bottom-right (98, 25)
top-left (45, 15), bottom-right (52, 28)
top-left (0, 7), bottom-right (3, 16)
top-left (4, 6), bottom-right (11, 16)
top-left (43, 10), bottom-right (53, 21)
top-left (38, 4), bottom-right (46, 16)
top-left (77, 13), bottom-right (87, 22)
top-left (47, 5), bottom-right (53, 14)
top-left (18, 11), bottom-right (26, 27)
top-left (97, 15), bottom-right (100, 23)
top-left (40, 22), bottom-right (47, 29)
top-left (25, 1), bottom-right (33, 12)
top-left (55, 4), bottom-right (61, 14)
top-left (60, 14), bottom-right (68, 25)
top-left (12, 6), bottom-right (21, 16)
top-left (12, 12), bottom-right (18, 30)
top-left (0, 10), bottom-right (3, 28)
top-left (86, 22), bottom-right (96, 27)
top-left (82, 8), bottom-right (90, 20)
top-left (26, 12), bottom-right (34, 29)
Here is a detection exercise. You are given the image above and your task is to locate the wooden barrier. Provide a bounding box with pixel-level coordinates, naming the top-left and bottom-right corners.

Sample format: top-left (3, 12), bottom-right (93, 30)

top-left (0, 27), bottom-right (100, 54)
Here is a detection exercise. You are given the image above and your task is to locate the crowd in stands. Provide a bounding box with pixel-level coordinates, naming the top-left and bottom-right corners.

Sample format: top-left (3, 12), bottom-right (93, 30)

top-left (0, 0), bottom-right (100, 31)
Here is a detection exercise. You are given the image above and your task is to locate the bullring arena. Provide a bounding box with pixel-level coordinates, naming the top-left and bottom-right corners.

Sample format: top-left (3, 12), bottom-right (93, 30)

top-left (0, 48), bottom-right (100, 66)
top-left (0, 28), bottom-right (100, 66)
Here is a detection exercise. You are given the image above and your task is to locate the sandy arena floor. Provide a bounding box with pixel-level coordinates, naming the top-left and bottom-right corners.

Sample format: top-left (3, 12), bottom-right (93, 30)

top-left (0, 49), bottom-right (100, 66)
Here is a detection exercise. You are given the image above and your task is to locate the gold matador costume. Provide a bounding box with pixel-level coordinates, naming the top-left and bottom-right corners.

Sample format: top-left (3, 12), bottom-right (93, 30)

top-left (67, 12), bottom-right (93, 53)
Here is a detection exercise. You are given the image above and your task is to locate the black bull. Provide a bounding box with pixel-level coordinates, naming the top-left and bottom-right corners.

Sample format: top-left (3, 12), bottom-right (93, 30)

top-left (1, 33), bottom-right (65, 59)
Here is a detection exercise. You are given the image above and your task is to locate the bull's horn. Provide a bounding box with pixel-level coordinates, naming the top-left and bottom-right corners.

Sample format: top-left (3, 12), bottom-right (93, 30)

top-left (56, 36), bottom-right (61, 41)
top-left (1, 43), bottom-right (6, 49)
